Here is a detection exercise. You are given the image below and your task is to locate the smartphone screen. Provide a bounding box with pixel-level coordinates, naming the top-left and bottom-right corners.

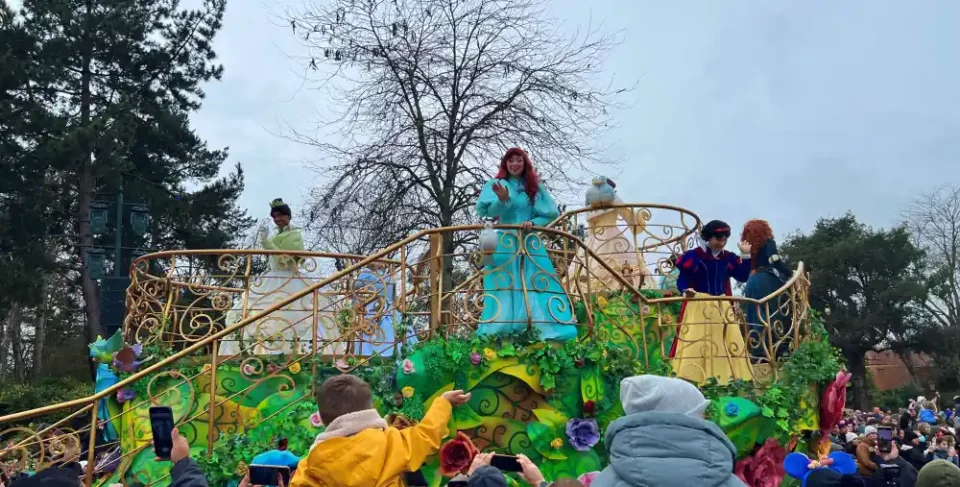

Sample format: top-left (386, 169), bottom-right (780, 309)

top-left (878, 428), bottom-right (893, 441)
top-left (490, 454), bottom-right (522, 472)
top-left (249, 465), bottom-right (291, 486)
top-left (148, 406), bottom-right (174, 460)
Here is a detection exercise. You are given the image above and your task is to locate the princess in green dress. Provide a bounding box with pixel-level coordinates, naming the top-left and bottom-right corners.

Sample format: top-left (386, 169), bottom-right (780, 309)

top-left (475, 148), bottom-right (577, 341)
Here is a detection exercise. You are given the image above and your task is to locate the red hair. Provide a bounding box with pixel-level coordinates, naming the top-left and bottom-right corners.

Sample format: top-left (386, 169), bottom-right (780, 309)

top-left (495, 147), bottom-right (540, 202)
top-left (740, 219), bottom-right (774, 269)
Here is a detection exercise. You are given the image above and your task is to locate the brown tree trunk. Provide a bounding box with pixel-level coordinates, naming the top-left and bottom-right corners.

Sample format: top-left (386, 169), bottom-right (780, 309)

top-left (0, 308), bottom-right (9, 379)
top-left (848, 352), bottom-right (869, 411)
top-left (31, 278), bottom-right (48, 379)
top-left (77, 5), bottom-right (102, 354)
top-left (8, 305), bottom-right (24, 382)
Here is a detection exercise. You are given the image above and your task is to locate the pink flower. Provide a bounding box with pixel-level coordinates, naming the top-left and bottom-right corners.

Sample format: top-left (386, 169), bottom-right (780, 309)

top-left (734, 438), bottom-right (786, 487)
top-left (241, 364), bottom-right (257, 376)
top-left (401, 359), bottom-right (416, 375)
top-left (309, 412), bottom-right (323, 427)
top-left (640, 305), bottom-right (651, 315)
top-left (470, 352), bottom-right (482, 365)
top-left (578, 472), bottom-right (600, 487)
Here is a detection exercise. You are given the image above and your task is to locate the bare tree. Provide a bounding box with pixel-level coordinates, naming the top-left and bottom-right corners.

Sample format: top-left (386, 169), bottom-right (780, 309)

top-left (903, 185), bottom-right (960, 382)
top-left (281, 0), bottom-right (628, 255)
top-left (904, 185), bottom-right (960, 329)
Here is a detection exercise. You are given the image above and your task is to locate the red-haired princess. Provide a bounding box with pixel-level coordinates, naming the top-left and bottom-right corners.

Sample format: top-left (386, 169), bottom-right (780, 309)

top-left (474, 148), bottom-right (577, 341)
top-left (740, 219), bottom-right (793, 363)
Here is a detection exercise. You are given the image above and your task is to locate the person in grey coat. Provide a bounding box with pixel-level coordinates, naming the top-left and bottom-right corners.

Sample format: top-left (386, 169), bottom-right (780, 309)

top-left (591, 375), bottom-right (747, 487)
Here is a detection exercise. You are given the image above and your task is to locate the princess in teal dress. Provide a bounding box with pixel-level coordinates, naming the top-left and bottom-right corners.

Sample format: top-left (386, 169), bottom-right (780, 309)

top-left (475, 148), bottom-right (577, 341)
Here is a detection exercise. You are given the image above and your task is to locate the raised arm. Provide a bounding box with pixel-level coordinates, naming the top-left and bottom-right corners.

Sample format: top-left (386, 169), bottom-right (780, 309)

top-left (476, 179), bottom-right (511, 219)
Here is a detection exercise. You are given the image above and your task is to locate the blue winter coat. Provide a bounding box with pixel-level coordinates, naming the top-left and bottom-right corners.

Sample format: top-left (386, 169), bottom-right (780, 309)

top-left (592, 411), bottom-right (747, 487)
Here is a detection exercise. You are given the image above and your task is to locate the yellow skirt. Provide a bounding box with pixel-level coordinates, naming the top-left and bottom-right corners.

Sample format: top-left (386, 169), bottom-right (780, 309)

top-left (672, 294), bottom-right (753, 385)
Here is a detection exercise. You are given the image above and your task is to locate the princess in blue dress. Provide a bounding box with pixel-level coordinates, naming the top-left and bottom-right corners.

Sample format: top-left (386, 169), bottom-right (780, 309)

top-left (475, 148), bottom-right (577, 341)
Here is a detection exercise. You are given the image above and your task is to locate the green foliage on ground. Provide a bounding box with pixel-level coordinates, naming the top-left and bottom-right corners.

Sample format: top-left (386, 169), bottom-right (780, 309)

top-left (0, 377), bottom-right (91, 420)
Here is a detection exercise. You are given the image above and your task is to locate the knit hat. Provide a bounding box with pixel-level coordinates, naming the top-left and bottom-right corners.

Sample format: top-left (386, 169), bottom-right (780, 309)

top-left (864, 426), bottom-right (877, 436)
top-left (620, 375), bottom-right (710, 417)
top-left (917, 459), bottom-right (960, 487)
top-left (845, 432), bottom-right (858, 443)
top-left (468, 466), bottom-right (508, 487)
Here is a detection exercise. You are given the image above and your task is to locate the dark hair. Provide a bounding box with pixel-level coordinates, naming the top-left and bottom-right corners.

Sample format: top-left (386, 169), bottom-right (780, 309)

top-left (11, 468), bottom-right (81, 486)
top-left (701, 220), bottom-right (731, 241)
top-left (270, 205), bottom-right (292, 218)
top-left (316, 374), bottom-right (373, 424)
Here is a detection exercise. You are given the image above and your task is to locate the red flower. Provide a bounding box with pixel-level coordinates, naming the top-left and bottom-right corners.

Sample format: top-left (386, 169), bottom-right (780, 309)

top-left (734, 438), bottom-right (786, 487)
top-left (583, 400), bottom-right (596, 416)
top-left (439, 432), bottom-right (479, 478)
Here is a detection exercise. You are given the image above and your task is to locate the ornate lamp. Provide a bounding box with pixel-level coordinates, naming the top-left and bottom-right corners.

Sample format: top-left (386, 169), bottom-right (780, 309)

top-left (129, 206), bottom-right (150, 236)
top-left (86, 248), bottom-right (106, 280)
top-left (89, 202), bottom-right (109, 234)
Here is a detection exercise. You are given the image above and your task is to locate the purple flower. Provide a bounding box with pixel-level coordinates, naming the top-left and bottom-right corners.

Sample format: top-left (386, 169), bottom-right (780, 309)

top-left (565, 418), bottom-right (600, 451)
top-left (470, 352), bottom-right (482, 365)
top-left (116, 388), bottom-right (135, 403)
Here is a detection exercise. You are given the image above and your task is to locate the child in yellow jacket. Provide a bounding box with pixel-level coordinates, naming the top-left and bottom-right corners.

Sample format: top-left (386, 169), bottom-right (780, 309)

top-left (290, 374), bottom-right (471, 487)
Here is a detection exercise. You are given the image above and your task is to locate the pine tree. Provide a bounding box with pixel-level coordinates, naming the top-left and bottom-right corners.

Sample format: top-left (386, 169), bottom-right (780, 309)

top-left (6, 0), bottom-right (252, 354)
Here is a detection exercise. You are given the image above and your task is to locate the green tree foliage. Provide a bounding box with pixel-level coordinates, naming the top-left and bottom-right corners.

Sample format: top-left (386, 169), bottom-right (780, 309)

top-left (781, 213), bottom-right (926, 409)
top-left (0, 0), bottom-right (253, 379)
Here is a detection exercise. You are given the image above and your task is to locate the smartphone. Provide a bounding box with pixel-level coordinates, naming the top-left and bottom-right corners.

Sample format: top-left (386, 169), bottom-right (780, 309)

top-left (248, 464), bottom-right (291, 486)
top-left (490, 454), bottom-right (522, 472)
top-left (148, 406), bottom-right (174, 460)
top-left (404, 469), bottom-right (428, 486)
top-left (877, 426), bottom-right (893, 453)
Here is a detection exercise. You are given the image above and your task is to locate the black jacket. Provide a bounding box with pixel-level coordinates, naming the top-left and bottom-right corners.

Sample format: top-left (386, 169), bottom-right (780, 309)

top-left (171, 458), bottom-right (209, 487)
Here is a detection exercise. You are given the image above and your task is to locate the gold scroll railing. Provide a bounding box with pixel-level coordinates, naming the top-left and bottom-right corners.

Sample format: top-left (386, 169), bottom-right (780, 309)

top-left (549, 203), bottom-right (703, 287)
top-left (0, 222), bottom-right (810, 485)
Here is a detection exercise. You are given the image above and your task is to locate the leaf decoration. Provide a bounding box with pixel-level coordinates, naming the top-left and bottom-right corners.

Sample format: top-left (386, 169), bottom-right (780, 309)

top-left (499, 363), bottom-right (543, 394)
top-left (533, 408), bottom-right (568, 429)
top-left (452, 402), bottom-right (484, 430)
top-left (527, 422), bottom-right (568, 461)
top-left (580, 364), bottom-right (605, 403)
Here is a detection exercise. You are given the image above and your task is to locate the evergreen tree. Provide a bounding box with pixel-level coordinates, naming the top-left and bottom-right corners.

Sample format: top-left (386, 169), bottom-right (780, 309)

top-left (2, 0), bottom-right (252, 362)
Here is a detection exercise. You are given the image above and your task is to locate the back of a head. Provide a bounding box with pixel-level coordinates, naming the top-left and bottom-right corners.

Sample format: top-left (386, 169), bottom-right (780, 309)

top-left (316, 374), bottom-right (373, 424)
top-left (11, 468), bottom-right (81, 487)
top-left (467, 466), bottom-right (507, 487)
top-left (620, 375), bottom-right (710, 417)
top-left (918, 459), bottom-right (960, 487)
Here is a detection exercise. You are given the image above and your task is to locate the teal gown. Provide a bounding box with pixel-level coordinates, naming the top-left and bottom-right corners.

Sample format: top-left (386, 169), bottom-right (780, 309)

top-left (475, 177), bottom-right (577, 340)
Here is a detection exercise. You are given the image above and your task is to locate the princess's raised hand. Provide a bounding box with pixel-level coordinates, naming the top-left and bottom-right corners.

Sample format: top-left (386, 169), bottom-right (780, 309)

top-left (492, 181), bottom-right (509, 202)
top-left (738, 240), bottom-right (752, 255)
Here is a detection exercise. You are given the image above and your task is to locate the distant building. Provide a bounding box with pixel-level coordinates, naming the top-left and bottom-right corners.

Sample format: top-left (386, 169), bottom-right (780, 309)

top-left (866, 350), bottom-right (936, 391)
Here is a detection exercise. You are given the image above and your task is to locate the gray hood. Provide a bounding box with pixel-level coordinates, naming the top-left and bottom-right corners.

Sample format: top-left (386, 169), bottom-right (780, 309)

top-left (593, 411), bottom-right (746, 487)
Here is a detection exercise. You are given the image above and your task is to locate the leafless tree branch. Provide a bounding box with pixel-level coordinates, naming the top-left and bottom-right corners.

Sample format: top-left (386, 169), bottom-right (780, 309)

top-left (280, 0), bottom-right (630, 253)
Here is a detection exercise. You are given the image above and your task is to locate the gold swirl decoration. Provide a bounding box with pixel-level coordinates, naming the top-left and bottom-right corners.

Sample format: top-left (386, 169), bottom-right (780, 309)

top-left (0, 213), bottom-right (813, 484)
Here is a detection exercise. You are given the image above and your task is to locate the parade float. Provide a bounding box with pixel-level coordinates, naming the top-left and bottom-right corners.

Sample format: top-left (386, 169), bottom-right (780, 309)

top-left (0, 196), bottom-right (843, 487)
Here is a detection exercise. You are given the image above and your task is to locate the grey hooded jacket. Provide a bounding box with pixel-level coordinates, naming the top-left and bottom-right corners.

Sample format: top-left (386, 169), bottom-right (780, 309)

top-left (591, 411), bottom-right (746, 487)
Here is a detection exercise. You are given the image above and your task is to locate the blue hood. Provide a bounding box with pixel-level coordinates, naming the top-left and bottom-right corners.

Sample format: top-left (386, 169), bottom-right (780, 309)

top-left (593, 411), bottom-right (746, 487)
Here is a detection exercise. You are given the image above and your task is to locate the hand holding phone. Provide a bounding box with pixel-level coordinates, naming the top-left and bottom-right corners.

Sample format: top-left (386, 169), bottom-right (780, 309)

top-left (248, 465), bottom-right (290, 487)
top-left (490, 454), bottom-right (522, 472)
top-left (149, 407), bottom-right (174, 460)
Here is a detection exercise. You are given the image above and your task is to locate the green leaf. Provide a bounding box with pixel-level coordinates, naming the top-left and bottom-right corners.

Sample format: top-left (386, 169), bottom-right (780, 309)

top-left (499, 343), bottom-right (517, 357)
top-left (452, 404), bottom-right (484, 430)
top-left (533, 408), bottom-right (568, 429)
top-left (539, 372), bottom-right (556, 391)
top-left (527, 422), bottom-right (568, 461)
top-left (761, 406), bottom-right (774, 418)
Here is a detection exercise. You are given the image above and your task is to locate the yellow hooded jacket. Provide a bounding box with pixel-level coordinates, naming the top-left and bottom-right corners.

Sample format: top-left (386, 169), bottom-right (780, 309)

top-left (290, 398), bottom-right (452, 487)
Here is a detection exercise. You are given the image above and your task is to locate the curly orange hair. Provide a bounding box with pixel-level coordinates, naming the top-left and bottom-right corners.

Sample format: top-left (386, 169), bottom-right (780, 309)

top-left (740, 219), bottom-right (774, 269)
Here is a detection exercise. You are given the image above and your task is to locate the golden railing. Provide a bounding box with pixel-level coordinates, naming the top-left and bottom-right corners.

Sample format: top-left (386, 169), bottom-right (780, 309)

top-left (0, 211), bottom-right (811, 485)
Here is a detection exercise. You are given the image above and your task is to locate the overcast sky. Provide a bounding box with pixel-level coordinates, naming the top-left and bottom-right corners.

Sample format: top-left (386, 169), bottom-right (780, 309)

top-left (14, 0), bottom-right (960, 242)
